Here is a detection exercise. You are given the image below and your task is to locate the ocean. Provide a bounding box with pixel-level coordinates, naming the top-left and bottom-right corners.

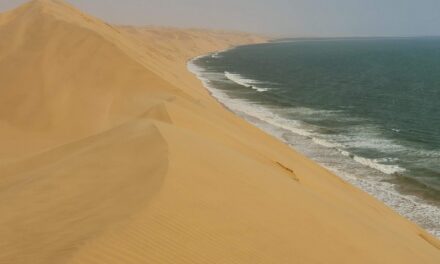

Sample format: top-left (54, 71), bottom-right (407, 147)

top-left (188, 37), bottom-right (440, 237)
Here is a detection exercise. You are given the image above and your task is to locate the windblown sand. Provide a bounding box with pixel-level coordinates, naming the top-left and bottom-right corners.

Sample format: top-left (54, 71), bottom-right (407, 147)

top-left (0, 1), bottom-right (439, 263)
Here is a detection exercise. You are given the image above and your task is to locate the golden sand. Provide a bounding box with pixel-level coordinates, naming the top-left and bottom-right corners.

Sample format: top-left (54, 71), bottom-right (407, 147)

top-left (0, 1), bottom-right (439, 263)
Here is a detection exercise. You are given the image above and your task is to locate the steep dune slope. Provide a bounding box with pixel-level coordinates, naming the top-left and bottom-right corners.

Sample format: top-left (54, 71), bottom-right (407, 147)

top-left (1, 1), bottom-right (440, 264)
top-left (0, 0), bottom-right (183, 161)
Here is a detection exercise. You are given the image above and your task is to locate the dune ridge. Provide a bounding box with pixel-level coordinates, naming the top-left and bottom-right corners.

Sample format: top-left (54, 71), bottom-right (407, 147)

top-left (0, 1), bottom-right (439, 263)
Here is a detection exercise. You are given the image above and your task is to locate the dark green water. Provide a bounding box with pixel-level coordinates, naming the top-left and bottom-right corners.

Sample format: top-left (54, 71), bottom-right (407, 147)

top-left (189, 37), bottom-right (440, 237)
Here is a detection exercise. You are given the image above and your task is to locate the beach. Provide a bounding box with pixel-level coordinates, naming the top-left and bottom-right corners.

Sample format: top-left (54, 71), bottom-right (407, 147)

top-left (1, 1), bottom-right (440, 263)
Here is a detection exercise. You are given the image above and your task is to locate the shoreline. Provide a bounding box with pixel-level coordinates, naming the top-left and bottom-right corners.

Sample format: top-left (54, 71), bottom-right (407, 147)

top-left (187, 47), bottom-right (440, 238)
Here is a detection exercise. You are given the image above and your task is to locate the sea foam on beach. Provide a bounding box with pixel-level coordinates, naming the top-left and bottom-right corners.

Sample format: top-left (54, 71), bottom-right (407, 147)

top-left (188, 44), bottom-right (440, 238)
top-left (224, 71), bottom-right (270, 92)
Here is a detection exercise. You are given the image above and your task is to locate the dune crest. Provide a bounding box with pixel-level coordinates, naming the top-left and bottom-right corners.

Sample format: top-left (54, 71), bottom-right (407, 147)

top-left (0, 1), bottom-right (439, 263)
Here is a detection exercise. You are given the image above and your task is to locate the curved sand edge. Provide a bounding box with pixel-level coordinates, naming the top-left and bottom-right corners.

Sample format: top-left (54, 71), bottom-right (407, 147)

top-left (0, 1), bottom-right (439, 263)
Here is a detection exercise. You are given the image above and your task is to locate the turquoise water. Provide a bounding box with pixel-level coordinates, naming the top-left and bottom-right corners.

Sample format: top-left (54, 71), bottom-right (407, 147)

top-left (188, 37), bottom-right (440, 237)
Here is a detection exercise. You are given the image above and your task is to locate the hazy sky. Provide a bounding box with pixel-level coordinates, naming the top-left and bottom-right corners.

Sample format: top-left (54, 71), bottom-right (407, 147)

top-left (2, 0), bottom-right (440, 37)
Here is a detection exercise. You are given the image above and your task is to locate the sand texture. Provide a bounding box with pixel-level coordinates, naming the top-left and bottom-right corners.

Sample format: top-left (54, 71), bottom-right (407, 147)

top-left (1, 1), bottom-right (440, 263)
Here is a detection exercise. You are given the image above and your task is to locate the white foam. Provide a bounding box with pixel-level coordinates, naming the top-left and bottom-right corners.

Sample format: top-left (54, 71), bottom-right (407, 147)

top-left (310, 137), bottom-right (405, 175)
top-left (224, 71), bottom-right (270, 92)
top-left (352, 155), bottom-right (406, 175)
top-left (211, 52), bottom-right (223, 59)
top-left (322, 126), bottom-right (407, 153)
top-left (312, 137), bottom-right (344, 148)
top-left (340, 150), bottom-right (352, 157)
top-left (280, 106), bottom-right (344, 117)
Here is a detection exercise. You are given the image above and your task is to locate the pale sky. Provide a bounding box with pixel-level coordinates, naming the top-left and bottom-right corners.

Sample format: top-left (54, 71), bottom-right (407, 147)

top-left (1, 0), bottom-right (440, 37)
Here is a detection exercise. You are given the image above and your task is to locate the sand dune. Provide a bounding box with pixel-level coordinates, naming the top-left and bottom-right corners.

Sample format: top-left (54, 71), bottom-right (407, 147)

top-left (0, 0), bottom-right (439, 263)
